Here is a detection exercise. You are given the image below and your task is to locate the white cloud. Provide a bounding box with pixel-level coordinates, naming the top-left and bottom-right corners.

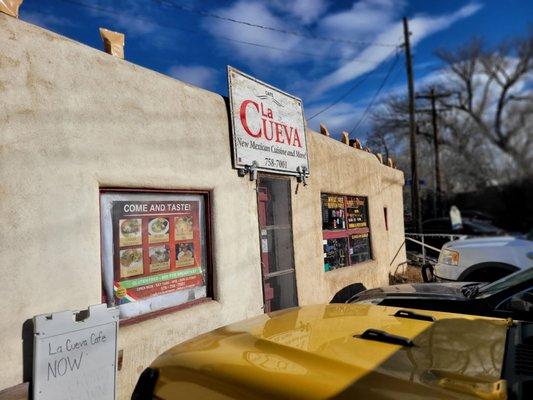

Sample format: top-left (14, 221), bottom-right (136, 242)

top-left (311, 2), bottom-right (483, 97)
top-left (112, 13), bottom-right (158, 36)
top-left (320, 0), bottom-right (404, 39)
top-left (167, 65), bottom-right (218, 90)
top-left (81, 0), bottom-right (159, 37)
top-left (273, 0), bottom-right (329, 25)
top-left (202, 0), bottom-right (302, 65)
top-left (305, 102), bottom-right (366, 136)
top-left (21, 11), bottom-right (73, 29)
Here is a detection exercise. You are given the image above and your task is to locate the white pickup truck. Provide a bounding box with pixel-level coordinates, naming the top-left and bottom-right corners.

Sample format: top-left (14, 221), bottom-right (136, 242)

top-left (434, 235), bottom-right (533, 282)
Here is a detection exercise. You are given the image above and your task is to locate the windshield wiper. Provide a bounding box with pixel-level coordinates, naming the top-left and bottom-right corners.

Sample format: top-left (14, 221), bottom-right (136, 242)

top-left (461, 284), bottom-right (480, 298)
top-left (394, 309), bottom-right (435, 322)
top-left (358, 329), bottom-right (414, 347)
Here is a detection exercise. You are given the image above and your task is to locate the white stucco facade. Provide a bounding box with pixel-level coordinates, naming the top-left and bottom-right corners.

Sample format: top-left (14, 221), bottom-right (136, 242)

top-left (0, 14), bottom-right (405, 399)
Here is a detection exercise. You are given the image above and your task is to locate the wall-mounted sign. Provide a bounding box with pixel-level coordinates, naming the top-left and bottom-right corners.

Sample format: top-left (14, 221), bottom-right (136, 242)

top-left (33, 304), bottom-right (119, 400)
top-left (228, 66), bottom-right (309, 176)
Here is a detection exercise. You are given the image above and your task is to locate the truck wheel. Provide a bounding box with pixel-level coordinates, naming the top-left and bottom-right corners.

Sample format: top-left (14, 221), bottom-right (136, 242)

top-left (330, 283), bottom-right (367, 303)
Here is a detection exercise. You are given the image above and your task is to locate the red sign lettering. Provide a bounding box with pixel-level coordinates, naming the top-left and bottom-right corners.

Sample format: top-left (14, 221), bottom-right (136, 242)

top-left (239, 99), bottom-right (302, 148)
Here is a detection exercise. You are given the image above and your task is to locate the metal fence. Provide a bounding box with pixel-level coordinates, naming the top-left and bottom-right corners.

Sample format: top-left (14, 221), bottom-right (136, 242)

top-left (405, 233), bottom-right (467, 265)
top-left (389, 233), bottom-right (470, 281)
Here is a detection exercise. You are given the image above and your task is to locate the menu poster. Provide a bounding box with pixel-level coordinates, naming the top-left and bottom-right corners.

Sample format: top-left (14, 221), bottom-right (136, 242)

top-left (111, 200), bottom-right (204, 304)
top-left (346, 196), bottom-right (368, 229)
top-left (321, 194), bottom-right (346, 230)
top-left (350, 233), bottom-right (372, 264)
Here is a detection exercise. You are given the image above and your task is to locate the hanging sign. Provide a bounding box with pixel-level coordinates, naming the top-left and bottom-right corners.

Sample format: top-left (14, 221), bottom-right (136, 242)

top-left (228, 66), bottom-right (309, 176)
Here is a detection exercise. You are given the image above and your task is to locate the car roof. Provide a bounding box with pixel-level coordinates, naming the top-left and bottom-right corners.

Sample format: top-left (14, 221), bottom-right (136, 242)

top-left (151, 304), bottom-right (508, 399)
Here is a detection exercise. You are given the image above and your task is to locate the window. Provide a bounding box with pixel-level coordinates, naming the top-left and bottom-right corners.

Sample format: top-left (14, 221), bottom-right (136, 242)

top-left (100, 190), bottom-right (211, 320)
top-left (322, 194), bottom-right (372, 272)
top-left (496, 287), bottom-right (533, 313)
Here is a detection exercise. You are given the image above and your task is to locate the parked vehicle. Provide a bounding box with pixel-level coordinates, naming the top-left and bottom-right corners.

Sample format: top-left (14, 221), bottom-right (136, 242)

top-left (132, 303), bottom-right (532, 399)
top-left (346, 266), bottom-right (533, 321)
top-left (413, 217), bottom-right (506, 250)
top-left (423, 217), bottom-right (504, 235)
top-left (434, 235), bottom-right (533, 282)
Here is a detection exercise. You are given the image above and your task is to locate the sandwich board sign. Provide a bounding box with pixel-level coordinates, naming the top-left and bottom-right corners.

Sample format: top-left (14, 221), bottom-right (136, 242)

top-left (228, 66), bottom-right (309, 177)
top-left (33, 304), bottom-right (119, 400)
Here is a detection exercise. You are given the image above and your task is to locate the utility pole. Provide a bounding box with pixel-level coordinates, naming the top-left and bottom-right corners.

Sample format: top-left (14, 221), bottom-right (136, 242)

top-left (403, 17), bottom-right (422, 232)
top-left (416, 88), bottom-right (452, 217)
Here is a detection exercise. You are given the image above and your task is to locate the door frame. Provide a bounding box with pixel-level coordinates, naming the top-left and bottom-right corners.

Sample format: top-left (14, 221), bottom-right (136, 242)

top-left (256, 173), bottom-right (298, 312)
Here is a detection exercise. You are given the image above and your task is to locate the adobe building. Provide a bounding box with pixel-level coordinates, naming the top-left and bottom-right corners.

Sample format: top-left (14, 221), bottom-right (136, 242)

top-left (0, 13), bottom-right (406, 399)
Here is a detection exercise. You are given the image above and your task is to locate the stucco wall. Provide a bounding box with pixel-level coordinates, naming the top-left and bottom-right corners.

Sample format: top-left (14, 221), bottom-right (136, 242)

top-left (0, 15), bottom-right (405, 398)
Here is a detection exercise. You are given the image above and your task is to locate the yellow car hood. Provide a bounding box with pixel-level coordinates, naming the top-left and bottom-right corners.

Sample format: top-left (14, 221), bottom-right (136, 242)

top-left (151, 304), bottom-right (508, 400)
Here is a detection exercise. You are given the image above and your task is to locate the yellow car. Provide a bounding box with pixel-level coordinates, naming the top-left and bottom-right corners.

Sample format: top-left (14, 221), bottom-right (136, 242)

top-left (132, 304), bottom-right (531, 399)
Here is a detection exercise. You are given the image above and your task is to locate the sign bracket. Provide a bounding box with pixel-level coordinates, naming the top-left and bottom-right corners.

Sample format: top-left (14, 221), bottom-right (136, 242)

top-left (237, 161), bottom-right (259, 181)
top-left (296, 166), bottom-right (309, 186)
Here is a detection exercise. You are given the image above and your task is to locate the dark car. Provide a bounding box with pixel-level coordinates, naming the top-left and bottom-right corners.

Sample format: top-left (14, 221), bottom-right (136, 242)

top-left (423, 217), bottom-right (505, 235)
top-left (344, 267), bottom-right (533, 321)
top-left (407, 217), bottom-right (507, 251)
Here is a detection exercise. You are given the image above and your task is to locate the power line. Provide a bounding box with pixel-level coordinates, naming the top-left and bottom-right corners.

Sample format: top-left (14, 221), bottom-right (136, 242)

top-left (152, 0), bottom-right (400, 48)
top-left (306, 74), bottom-right (372, 121)
top-left (51, 0), bottom-right (384, 64)
top-left (307, 48), bottom-right (399, 122)
top-left (348, 52), bottom-right (400, 136)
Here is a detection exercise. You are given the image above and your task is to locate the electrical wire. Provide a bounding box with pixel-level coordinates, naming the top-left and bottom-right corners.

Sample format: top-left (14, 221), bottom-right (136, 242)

top-left (307, 48), bottom-right (400, 121)
top-left (306, 74), bottom-right (372, 122)
top-left (152, 0), bottom-right (400, 48)
top-left (50, 0), bottom-right (406, 130)
top-left (348, 51), bottom-right (401, 136)
top-left (51, 0), bottom-right (385, 64)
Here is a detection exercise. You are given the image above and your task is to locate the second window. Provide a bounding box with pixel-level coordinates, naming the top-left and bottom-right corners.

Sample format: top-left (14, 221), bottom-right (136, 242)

top-left (322, 194), bottom-right (372, 271)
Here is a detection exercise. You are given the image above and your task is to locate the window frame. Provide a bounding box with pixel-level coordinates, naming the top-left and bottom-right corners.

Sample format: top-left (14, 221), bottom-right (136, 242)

top-left (99, 188), bottom-right (213, 325)
top-left (321, 193), bottom-right (372, 271)
top-left (256, 173), bottom-right (299, 312)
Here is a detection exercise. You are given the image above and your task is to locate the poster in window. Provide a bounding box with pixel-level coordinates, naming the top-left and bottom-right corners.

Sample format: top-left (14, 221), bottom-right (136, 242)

top-left (321, 194), bottom-right (346, 230)
top-left (349, 233), bottom-right (372, 264)
top-left (323, 237), bottom-right (348, 272)
top-left (346, 196), bottom-right (368, 229)
top-left (100, 194), bottom-right (208, 319)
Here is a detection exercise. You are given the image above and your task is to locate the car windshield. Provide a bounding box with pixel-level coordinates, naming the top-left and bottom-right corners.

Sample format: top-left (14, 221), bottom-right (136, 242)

top-left (475, 267), bottom-right (533, 297)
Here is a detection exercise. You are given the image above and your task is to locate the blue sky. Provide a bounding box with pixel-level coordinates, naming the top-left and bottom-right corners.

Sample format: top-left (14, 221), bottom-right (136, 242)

top-left (21, 0), bottom-right (532, 138)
